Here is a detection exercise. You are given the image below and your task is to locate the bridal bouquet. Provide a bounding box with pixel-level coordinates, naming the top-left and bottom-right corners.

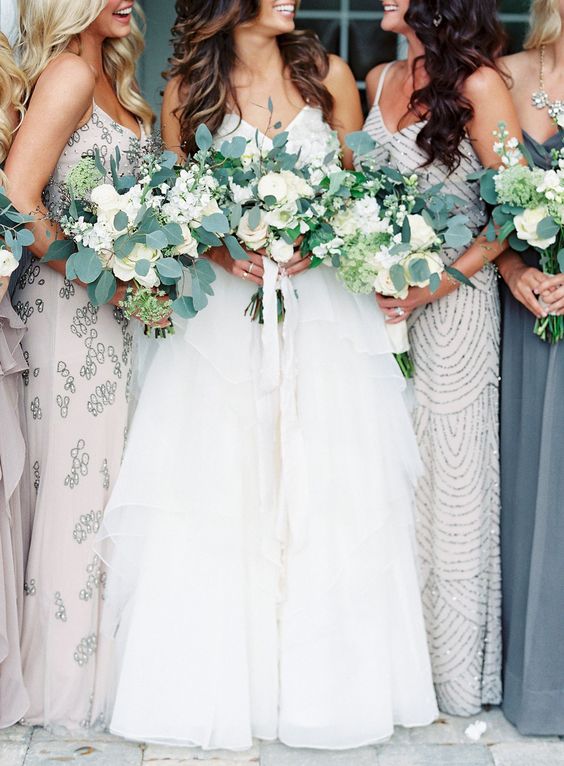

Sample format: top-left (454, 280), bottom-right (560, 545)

top-left (44, 138), bottom-right (221, 336)
top-left (0, 185), bottom-right (35, 284)
top-left (471, 122), bottom-right (564, 342)
top-left (194, 106), bottom-right (343, 321)
top-left (309, 132), bottom-right (473, 378)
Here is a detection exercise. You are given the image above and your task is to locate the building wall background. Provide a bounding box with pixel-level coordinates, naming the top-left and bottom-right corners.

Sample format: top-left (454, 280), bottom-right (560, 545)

top-left (138, 0), bottom-right (531, 117)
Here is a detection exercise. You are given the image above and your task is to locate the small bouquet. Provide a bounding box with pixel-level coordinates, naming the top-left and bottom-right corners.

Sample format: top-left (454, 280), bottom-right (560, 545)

top-left (0, 185), bottom-right (35, 291)
top-left (195, 102), bottom-right (343, 321)
top-left (44, 137), bottom-right (222, 336)
top-left (310, 132), bottom-right (473, 377)
top-left (471, 122), bottom-right (564, 342)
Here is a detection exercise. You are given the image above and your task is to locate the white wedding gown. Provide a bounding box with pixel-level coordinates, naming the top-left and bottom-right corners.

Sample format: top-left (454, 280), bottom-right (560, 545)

top-left (96, 107), bottom-right (438, 750)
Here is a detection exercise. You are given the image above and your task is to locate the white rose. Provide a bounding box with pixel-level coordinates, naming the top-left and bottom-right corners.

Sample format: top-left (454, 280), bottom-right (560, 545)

top-left (269, 237), bottom-right (294, 264)
top-left (200, 198), bottom-right (222, 218)
top-left (90, 184), bottom-right (124, 223)
top-left (258, 172), bottom-right (289, 203)
top-left (113, 243), bottom-right (160, 284)
top-left (229, 179), bottom-right (254, 205)
top-left (173, 224), bottom-right (199, 258)
top-left (514, 206), bottom-right (557, 250)
top-left (265, 203), bottom-right (298, 231)
top-left (0, 248), bottom-right (19, 278)
top-left (407, 214), bottom-right (438, 251)
top-left (237, 210), bottom-right (269, 250)
top-left (373, 269), bottom-right (408, 299)
top-left (281, 171), bottom-right (314, 202)
top-left (332, 209), bottom-right (358, 237)
top-left (404, 251), bottom-right (444, 288)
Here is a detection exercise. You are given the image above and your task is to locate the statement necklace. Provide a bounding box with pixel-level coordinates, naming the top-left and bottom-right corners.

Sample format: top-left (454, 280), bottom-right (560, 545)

top-left (531, 45), bottom-right (564, 123)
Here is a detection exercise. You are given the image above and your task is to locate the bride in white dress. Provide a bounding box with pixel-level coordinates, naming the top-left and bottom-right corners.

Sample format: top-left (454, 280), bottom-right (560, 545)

top-left (96, 0), bottom-right (438, 750)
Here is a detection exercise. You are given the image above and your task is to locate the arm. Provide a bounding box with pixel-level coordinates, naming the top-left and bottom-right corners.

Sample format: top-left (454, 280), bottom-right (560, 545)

top-left (324, 55), bottom-right (364, 170)
top-left (378, 66), bottom-right (524, 320)
top-left (161, 77), bottom-right (186, 162)
top-left (5, 54), bottom-right (94, 270)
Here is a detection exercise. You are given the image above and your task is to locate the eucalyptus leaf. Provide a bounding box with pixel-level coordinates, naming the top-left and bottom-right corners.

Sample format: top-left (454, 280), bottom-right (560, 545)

top-left (345, 131), bottom-right (376, 157)
top-left (445, 266), bottom-right (474, 288)
top-left (146, 229), bottom-right (169, 251)
top-left (224, 234), bottom-right (249, 260)
top-left (172, 295), bottom-right (198, 319)
top-left (195, 124), bottom-right (213, 152)
top-left (135, 259), bottom-right (151, 277)
top-left (74, 246), bottom-right (103, 284)
top-left (156, 257), bottom-right (183, 280)
top-left (508, 232), bottom-right (529, 252)
top-left (114, 211), bottom-right (129, 232)
top-left (43, 238), bottom-right (76, 263)
top-left (444, 223), bottom-right (473, 249)
top-left (201, 212), bottom-right (230, 234)
top-left (390, 263), bottom-right (407, 292)
top-left (248, 206), bottom-right (262, 230)
top-left (92, 270), bottom-right (116, 305)
top-left (537, 216), bottom-right (559, 240)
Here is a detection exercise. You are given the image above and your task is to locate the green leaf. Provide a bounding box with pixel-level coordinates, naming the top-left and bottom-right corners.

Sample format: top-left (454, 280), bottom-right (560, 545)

top-left (194, 227), bottom-right (222, 247)
top-left (444, 223), bottom-right (473, 249)
top-left (445, 266), bottom-right (474, 288)
top-left (537, 216), bottom-right (559, 240)
top-left (402, 216), bottom-right (412, 244)
top-left (194, 258), bottom-right (216, 284)
top-left (390, 263), bottom-right (407, 293)
top-left (508, 232), bottom-right (528, 252)
top-left (145, 229), bottom-right (169, 250)
top-left (201, 212), bottom-right (230, 234)
top-left (195, 124), bottom-right (213, 152)
top-left (345, 131), bottom-right (376, 157)
top-left (272, 131), bottom-right (288, 149)
top-left (114, 211), bottom-right (129, 232)
top-left (156, 257), bottom-right (183, 280)
top-left (114, 234), bottom-right (137, 260)
top-left (267, 96), bottom-right (274, 114)
top-left (408, 257), bottom-right (431, 284)
top-left (498, 219), bottom-right (516, 243)
top-left (558, 249), bottom-right (564, 273)
top-left (429, 272), bottom-right (441, 294)
top-left (74, 246), bottom-right (103, 284)
top-left (229, 203), bottom-right (243, 229)
top-left (91, 270), bottom-right (116, 305)
top-left (172, 296), bottom-right (198, 319)
top-left (135, 259), bottom-right (151, 277)
top-left (163, 222), bottom-right (185, 246)
top-left (479, 172), bottom-right (498, 205)
top-left (248, 206), bottom-right (262, 230)
top-left (224, 234), bottom-right (249, 261)
top-left (43, 238), bottom-right (76, 263)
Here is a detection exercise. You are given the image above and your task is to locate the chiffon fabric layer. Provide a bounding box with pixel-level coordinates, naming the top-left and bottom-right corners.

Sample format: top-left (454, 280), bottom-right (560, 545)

top-left (0, 294), bottom-right (31, 727)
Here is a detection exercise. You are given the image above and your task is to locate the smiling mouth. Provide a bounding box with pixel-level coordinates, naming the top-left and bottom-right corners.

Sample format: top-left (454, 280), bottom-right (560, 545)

top-left (273, 3), bottom-right (296, 15)
top-left (382, 3), bottom-right (399, 10)
top-left (113, 6), bottom-right (133, 17)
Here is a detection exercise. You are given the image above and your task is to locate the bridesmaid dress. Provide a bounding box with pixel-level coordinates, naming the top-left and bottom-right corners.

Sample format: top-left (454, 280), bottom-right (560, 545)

top-left (500, 130), bottom-right (564, 735)
top-left (363, 62), bottom-right (502, 715)
top-left (11, 105), bottom-right (140, 730)
top-left (0, 291), bottom-right (30, 727)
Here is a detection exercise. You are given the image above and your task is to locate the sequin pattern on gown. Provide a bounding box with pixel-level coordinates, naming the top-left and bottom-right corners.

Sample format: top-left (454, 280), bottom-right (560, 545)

top-left (363, 64), bottom-right (502, 715)
top-left (11, 105), bottom-right (141, 730)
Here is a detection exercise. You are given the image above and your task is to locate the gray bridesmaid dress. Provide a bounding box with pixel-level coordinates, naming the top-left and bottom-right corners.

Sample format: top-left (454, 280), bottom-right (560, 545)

top-left (501, 130), bottom-right (564, 735)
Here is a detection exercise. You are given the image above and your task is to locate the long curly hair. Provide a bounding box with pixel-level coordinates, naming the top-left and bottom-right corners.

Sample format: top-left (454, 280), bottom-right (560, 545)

top-left (168, 0), bottom-right (334, 155)
top-left (404, 0), bottom-right (507, 172)
top-left (19, 0), bottom-right (153, 132)
top-left (0, 33), bottom-right (27, 187)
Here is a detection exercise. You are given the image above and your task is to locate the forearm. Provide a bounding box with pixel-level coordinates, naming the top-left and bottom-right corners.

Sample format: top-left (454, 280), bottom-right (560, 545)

top-left (496, 249), bottom-right (523, 283)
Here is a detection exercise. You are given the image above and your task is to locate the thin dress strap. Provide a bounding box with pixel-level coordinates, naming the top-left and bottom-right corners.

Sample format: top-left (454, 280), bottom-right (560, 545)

top-left (374, 61), bottom-right (396, 106)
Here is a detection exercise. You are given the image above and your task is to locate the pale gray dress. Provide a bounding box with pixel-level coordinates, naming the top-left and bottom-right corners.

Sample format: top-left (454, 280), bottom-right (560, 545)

top-left (0, 293), bottom-right (30, 727)
top-left (501, 130), bottom-right (564, 735)
top-left (364, 63), bottom-right (502, 715)
top-left (11, 105), bottom-right (139, 730)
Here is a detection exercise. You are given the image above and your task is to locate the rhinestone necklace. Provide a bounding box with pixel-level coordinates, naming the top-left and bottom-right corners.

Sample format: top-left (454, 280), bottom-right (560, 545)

top-left (531, 45), bottom-right (564, 122)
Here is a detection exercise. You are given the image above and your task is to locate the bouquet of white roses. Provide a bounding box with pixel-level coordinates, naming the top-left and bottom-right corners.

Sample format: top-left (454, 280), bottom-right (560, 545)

top-left (471, 122), bottom-right (564, 342)
top-left (310, 132), bottom-right (473, 378)
top-left (44, 137), bottom-right (222, 336)
top-left (194, 103), bottom-right (343, 322)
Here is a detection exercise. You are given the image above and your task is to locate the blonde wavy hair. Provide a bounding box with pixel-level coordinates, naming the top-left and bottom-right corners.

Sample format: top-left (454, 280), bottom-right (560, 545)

top-left (19, 0), bottom-right (153, 131)
top-left (525, 0), bottom-right (562, 49)
top-left (0, 33), bottom-right (27, 187)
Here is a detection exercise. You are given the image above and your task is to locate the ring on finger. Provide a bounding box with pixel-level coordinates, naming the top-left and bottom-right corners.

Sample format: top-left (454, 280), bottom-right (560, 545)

top-left (242, 271), bottom-right (248, 280)
top-left (248, 263), bottom-right (255, 275)
top-left (394, 307), bottom-right (405, 317)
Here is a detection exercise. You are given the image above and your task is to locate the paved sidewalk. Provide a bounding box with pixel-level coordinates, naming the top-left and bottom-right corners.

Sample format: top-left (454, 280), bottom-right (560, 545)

top-left (1, 708), bottom-right (564, 766)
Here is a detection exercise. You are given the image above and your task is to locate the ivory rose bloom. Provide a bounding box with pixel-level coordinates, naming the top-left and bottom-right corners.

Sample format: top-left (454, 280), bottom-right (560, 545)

top-left (257, 172), bottom-right (289, 203)
top-left (514, 206), bottom-right (557, 250)
top-left (0, 248), bottom-right (18, 277)
top-left (373, 269), bottom-right (408, 299)
top-left (404, 251), bottom-right (444, 288)
top-left (90, 184), bottom-right (124, 223)
top-left (113, 243), bottom-right (160, 287)
top-left (237, 210), bottom-right (269, 250)
top-left (270, 238), bottom-right (294, 264)
top-left (407, 214), bottom-right (438, 250)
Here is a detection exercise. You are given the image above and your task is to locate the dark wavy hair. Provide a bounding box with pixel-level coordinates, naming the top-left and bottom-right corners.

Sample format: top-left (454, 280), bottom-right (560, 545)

top-left (168, 0), bottom-right (334, 155)
top-left (404, 0), bottom-right (508, 172)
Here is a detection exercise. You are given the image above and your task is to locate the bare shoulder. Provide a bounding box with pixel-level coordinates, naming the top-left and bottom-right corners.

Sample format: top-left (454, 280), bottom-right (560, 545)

top-left (365, 62), bottom-right (391, 105)
top-left (163, 75), bottom-right (185, 112)
top-left (324, 54), bottom-right (357, 91)
top-left (499, 50), bottom-right (536, 82)
top-left (462, 65), bottom-right (510, 104)
top-left (35, 52), bottom-right (95, 97)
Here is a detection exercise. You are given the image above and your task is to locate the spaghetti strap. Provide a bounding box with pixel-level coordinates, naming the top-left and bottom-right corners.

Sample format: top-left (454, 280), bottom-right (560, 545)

top-left (374, 61), bottom-right (395, 106)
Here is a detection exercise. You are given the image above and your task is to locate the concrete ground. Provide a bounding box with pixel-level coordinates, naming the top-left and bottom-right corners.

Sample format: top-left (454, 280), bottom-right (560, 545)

top-left (1, 708), bottom-right (563, 766)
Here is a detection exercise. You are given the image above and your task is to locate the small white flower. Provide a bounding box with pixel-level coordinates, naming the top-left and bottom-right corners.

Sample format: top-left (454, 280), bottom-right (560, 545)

top-left (258, 172), bottom-right (289, 203)
top-left (406, 214), bottom-right (439, 251)
top-left (270, 237), bottom-right (294, 264)
top-left (465, 720), bottom-right (487, 741)
top-left (0, 247), bottom-right (18, 278)
top-left (237, 210), bottom-right (269, 250)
